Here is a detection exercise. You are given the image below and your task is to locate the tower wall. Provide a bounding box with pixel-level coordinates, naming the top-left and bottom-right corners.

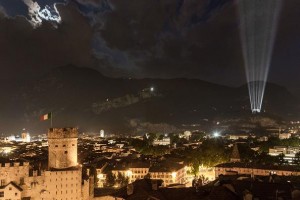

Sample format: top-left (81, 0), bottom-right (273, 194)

top-left (48, 128), bottom-right (78, 169)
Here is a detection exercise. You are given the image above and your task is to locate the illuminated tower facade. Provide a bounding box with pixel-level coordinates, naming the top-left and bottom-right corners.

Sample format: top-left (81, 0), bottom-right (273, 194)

top-left (48, 128), bottom-right (78, 169)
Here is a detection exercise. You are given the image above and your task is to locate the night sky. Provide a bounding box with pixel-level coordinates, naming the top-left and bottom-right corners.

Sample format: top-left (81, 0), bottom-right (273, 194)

top-left (0, 0), bottom-right (300, 95)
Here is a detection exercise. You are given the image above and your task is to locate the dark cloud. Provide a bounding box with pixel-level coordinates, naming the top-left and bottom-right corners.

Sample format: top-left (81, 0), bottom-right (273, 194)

top-left (0, 5), bottom-right (6, 17)
top-left (75, 0), bottom-right (103, 6)
top-left (269, 0), bottom-right (300, 95)
top-left (0, 0), bottom-right (300, 95)
top-left (95, 0), bottom-right (244, 85)
top-left (0, 3), bottom-right (95, 80)
top-left (0, 0), bottom-right (246, 85)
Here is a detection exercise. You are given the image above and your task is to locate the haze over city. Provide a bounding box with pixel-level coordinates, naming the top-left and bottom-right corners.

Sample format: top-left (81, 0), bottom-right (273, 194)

top-left (1, 0), bottom-right (300, 200)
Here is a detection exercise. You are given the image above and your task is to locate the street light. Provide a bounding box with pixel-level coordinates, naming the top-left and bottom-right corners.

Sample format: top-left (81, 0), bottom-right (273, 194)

top-left (213, 132), bottom-right (220, 137)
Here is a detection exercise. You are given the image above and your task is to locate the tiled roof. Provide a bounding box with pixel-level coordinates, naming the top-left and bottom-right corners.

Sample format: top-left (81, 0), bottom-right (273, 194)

top-left (215, 162), bottom-right (300, 171)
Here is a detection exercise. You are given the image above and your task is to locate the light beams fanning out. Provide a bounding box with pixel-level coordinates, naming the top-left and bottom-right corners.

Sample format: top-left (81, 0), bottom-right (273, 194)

top-left (238, 0), bottom-right (282, 113)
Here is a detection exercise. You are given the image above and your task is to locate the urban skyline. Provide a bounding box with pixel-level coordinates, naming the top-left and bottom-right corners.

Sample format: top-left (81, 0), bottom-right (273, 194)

top-left (1, 0), bottom-right (300, 199)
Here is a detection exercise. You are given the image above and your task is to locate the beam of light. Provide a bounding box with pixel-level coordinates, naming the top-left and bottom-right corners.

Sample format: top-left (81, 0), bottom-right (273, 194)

top-left (22, 0), bottom-right (61, 27)
top-left (238, 0), bottom-right (282, 113)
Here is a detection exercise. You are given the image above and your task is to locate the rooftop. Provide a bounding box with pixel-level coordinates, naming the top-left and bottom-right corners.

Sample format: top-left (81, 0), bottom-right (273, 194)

top-left (216, 162), bottom-right (300, 172)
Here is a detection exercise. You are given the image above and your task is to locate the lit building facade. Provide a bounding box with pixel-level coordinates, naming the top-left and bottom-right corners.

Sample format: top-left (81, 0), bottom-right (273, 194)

top-left (0, 127), bottom-right (93, 200)
top-left (152, 137), bottom-right (171, 146)
top-left (215, 163), bottom-right (300, 177)
top-left (149, 164), bottom-right (186, 186)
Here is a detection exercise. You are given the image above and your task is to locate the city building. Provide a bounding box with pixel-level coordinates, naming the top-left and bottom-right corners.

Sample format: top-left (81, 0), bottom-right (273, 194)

top-left (215, 162), bottom-right (300, 177)
top-left (43, 128), bottom-right (91, 200)
top-left (149, 162), bottom-right (186, 186)
top-left (111, 162), bottom-right (150, 184)
top-left (279, 133), bottom-right (291, 140)
top-left (0, 127), bottom-right (93, 200)
top-left (21, 129), bottom-right (31, 143)
top-left (100, 130), bottom-right (105, 138)
top-left (269, 146), bottom-right (300, 163)
top-left (153, 137), bottom-right (171, 146)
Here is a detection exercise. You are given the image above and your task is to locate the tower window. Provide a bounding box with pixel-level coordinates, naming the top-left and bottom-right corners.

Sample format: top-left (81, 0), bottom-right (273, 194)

top-left (63, 145), bottom-right (66, 147)
top-left (65, 151), bottom-right (68, 154)
top-left (55, 145), bottom-right (58, 147)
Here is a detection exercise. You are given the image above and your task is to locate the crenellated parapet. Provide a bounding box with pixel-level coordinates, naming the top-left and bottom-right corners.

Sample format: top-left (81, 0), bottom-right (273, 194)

top-left (0, 162), bottom-right (29, 168)
top-left (48, 128), bottom-right (78, 139)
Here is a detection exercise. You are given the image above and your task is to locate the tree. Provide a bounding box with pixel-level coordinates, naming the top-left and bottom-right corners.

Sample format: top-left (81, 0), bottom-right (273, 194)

top-left (293, 152), bottom-right (300, 166)
top-left (189, 159), bottom-right (200, 177)
top-left (190, 132), bottom-right (205, 142)
top-left (144, 173), bottom-right (150, 179)
top-left (199, 138), bottom-right (229, 167)
top-left (158, 134), bottom-right (164, 140)
top-left (146, 133), bottom-right (158, 145)
top-left (116, 172), bottom-right (129, 187)
top-left (130, 138), bottom-right (148, 152)
top-left (105, 171), bottom-right (116, 187)
top-left (170, 134), bottom-right (180, 144)
top-left (238, 143), bottom-right (256, 162)
top-left (254, 151), bottom-right (277, 165)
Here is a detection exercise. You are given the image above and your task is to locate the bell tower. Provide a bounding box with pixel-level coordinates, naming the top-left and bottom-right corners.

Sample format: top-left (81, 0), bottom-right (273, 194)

top-left (48, 128), bottom-right (78, 169)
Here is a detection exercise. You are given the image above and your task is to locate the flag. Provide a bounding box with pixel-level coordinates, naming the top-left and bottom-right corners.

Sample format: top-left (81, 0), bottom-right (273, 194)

top-left (40, 113), bottom-right (51, 121)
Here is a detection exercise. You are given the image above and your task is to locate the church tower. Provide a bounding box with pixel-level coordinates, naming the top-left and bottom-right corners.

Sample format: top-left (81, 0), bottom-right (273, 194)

top-left (230, 143), bottom-right (241, 162)
top-left (48, 128), bottom-right (78, 169)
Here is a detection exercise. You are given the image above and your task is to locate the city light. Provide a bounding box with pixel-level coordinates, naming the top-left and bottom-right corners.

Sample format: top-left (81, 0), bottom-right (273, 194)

top-left (126, 170), bottom-right (132, 177)
top-left (150, 87), bottom-right (154, 92)
top-left (97, 174), bottom-right (104, 179)
top-left (213, 132), bottom-right (220, 137)
top-left (171, 172), bottom-right (177, 180)
top-left (2, 147), bottom-right (12, 154)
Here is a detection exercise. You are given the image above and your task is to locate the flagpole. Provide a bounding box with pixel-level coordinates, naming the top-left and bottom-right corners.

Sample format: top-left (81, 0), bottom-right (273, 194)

top-left (51, 112), bottom-right (53, 128)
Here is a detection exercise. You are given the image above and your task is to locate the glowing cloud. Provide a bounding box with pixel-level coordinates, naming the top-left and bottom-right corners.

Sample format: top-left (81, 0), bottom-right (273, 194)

top-left (22, 0), bottom-right (61, 27)
top-left (0, 5), bottom-right (7, 17)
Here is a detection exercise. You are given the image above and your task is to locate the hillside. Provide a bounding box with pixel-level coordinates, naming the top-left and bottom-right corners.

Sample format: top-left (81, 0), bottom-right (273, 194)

top-left (0, 65), bottom-right (298, 134)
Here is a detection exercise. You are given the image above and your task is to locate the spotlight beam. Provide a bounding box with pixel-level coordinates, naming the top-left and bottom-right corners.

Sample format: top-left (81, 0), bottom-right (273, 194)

top-left (238, 0), bottom-right (282, 113)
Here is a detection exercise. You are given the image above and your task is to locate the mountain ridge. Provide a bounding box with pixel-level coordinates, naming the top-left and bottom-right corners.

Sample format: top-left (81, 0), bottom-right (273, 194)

top-left (0, 65), bottom-right (298, 135)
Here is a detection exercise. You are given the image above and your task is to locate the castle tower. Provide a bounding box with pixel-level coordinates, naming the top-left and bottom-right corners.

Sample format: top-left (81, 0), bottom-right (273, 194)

top-left (48, 128), bottom-right (78, 169)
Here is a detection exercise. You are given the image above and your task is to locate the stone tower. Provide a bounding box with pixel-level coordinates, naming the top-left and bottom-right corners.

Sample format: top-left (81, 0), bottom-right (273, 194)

top-left (48, 128), bottom-right (78, 169)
